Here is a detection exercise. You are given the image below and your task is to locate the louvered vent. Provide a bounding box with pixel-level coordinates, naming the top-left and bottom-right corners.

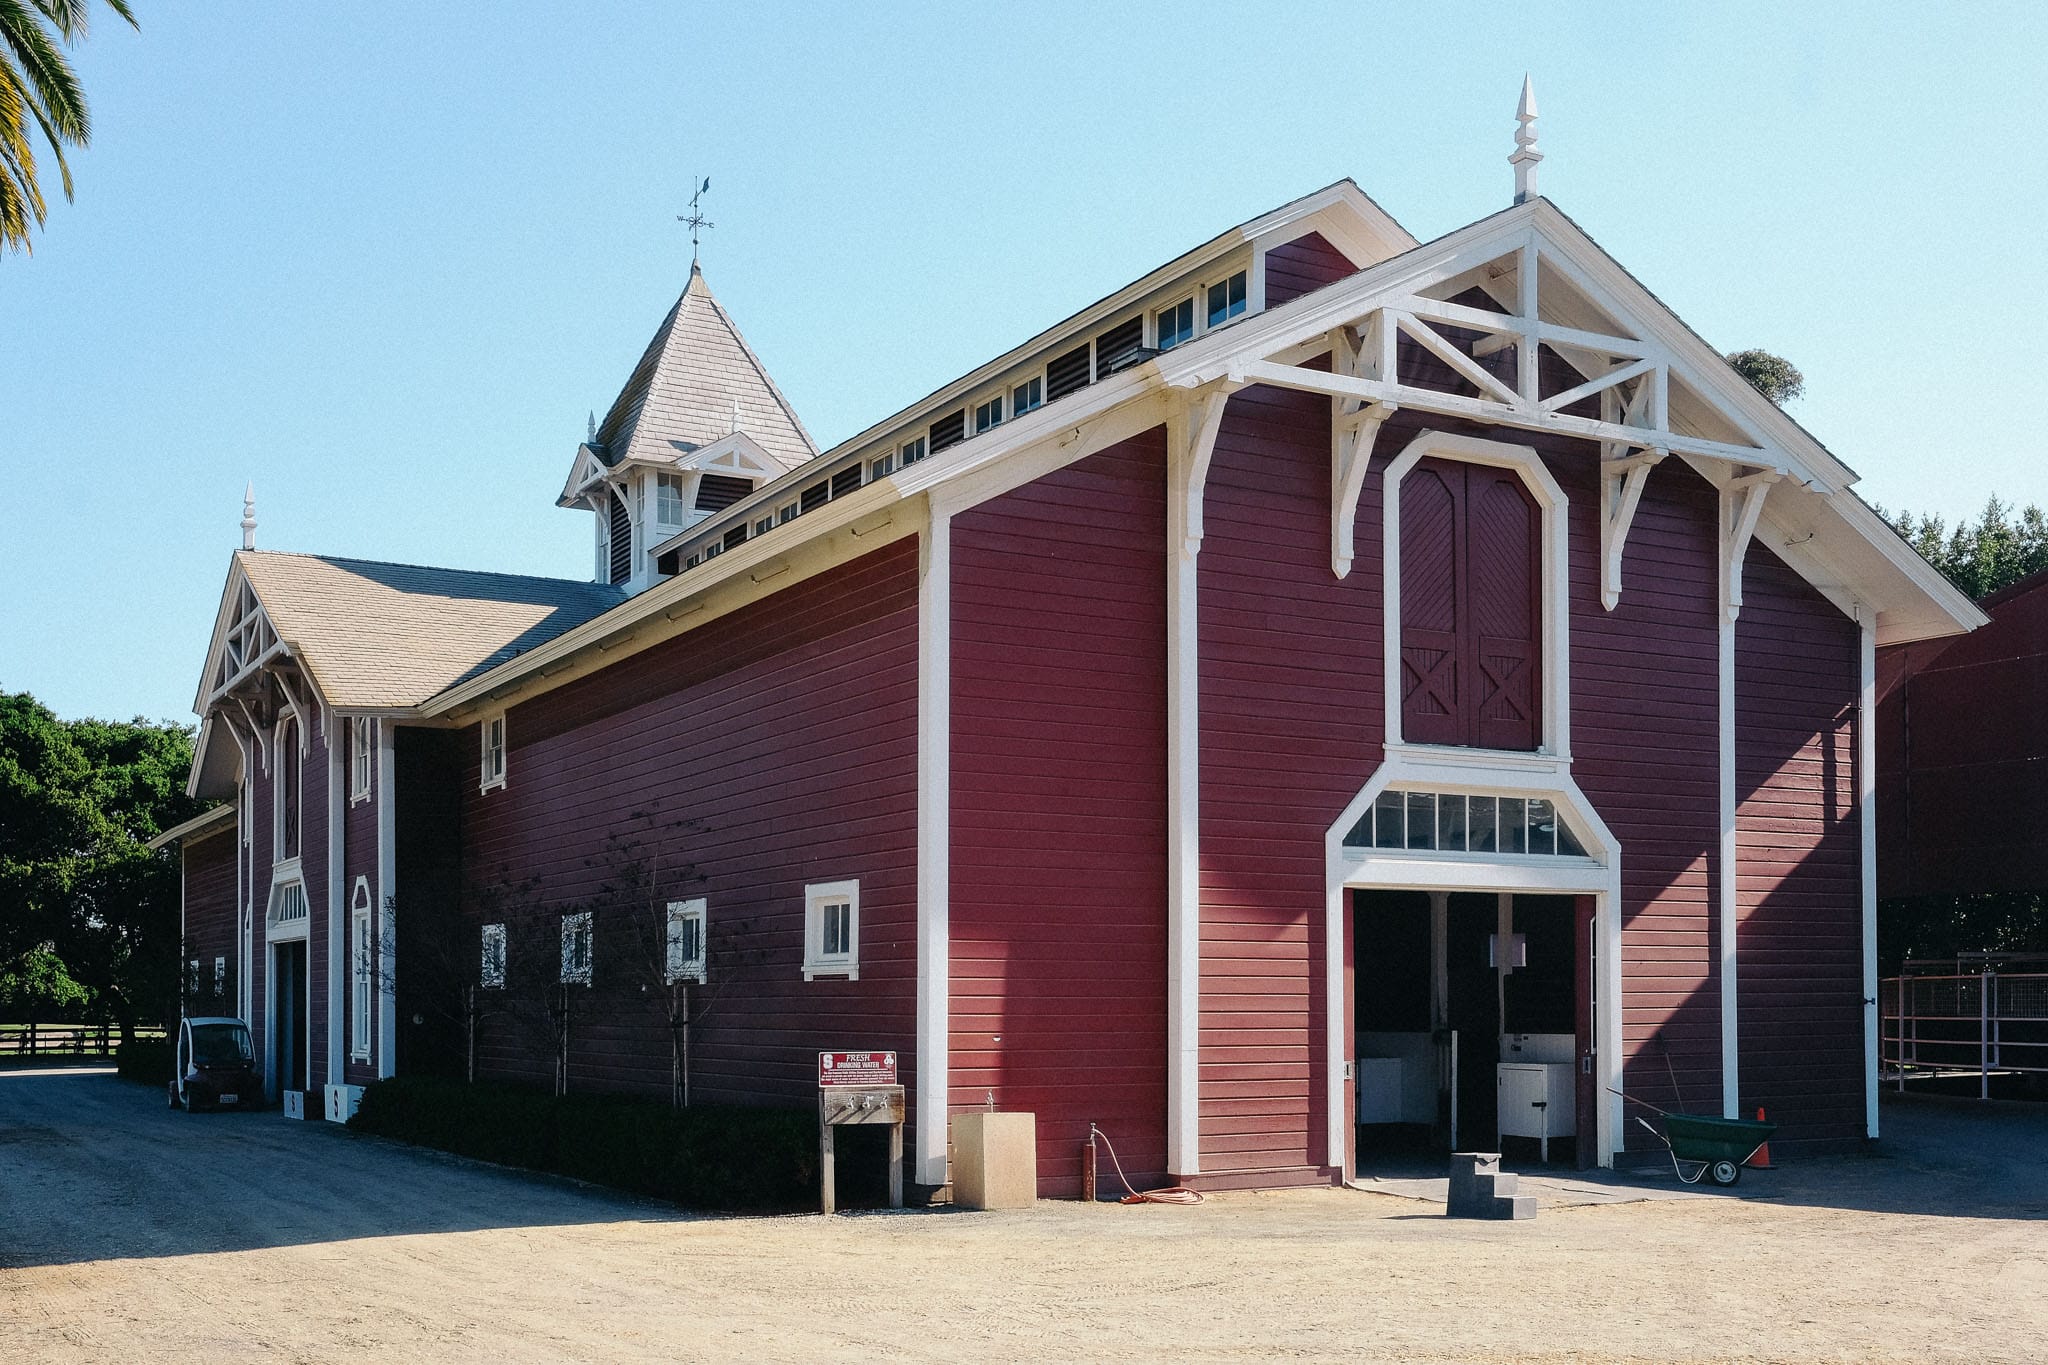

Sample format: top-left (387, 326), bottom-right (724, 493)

top-left (722, 524), bottom-right (749, 551)
top-left (831, 465), bottom-right (863, 498)
top-left (695, 474), bottom-right (754, 512)
top-left (1046, 343), bottom-right (1091, 401)
top-left (800, 481), bottom-right (830, 513)
top-left (1093, 317), bottom-right (1146, 377)
top-left (929, 410), bottom-right (966, 453)
top-left (608, 490), bottom-right (632, 585)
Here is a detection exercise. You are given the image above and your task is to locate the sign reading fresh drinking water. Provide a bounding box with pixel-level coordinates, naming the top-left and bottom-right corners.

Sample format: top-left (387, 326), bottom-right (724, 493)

top-left (818, 1051), bottom-right (897, 1088)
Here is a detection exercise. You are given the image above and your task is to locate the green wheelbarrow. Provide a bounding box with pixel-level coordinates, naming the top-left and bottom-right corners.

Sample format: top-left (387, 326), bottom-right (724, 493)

top-left (1634, 1111), bottom-right (1777, 1187)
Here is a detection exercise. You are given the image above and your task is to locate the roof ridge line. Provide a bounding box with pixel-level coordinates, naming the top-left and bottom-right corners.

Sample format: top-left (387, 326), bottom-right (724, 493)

top-left (238, 548), bottom-right (622, 591)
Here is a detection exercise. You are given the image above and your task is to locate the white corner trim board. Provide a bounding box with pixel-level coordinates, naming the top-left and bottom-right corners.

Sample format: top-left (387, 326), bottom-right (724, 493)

top-left (914, 496), bottom-right (952, 1187)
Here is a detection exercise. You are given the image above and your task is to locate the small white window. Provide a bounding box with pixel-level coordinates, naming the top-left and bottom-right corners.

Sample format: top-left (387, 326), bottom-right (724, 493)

top-left (560, 911), bottom-right (593, 985)
top-left (974, 394), bottom-right (1003, 434)
top-left (1012, 376), bottom-right (1043, 417)
top-left (777, 501), bottom-right (799, 525)
top-left (480, 923), bottom-right (506, 989)
top-left (899, 435), bottom-right (927, 467)
top-left (1207, 270), bottom-right (1247, 328)
top-left (349, 716), bottom-right (373, 803)
top-left (869, 452), bottom-right (895, 480)
top-left (480, 714), bottom-right (507, 792)
top-left (655, 473), bottom-right (687, 526)
top-left (753, 514), bottom-right (775, 536)
top-left (350, 879), bottom-right (372, 1059)
top-left (802, 880), bottom-right (859, 981)
top-left (213, 957), bottom-right (226, 994)
top-left (188, 958), bottom-right (200, 996)
top-left (665, 899), bottom-right (707, 984)
top-left (1156, 296), bottom-right (1195, 350)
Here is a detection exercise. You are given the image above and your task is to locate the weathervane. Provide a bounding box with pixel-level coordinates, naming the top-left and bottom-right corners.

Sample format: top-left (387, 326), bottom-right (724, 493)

top-left (678, 176), bottom-right (713, 264)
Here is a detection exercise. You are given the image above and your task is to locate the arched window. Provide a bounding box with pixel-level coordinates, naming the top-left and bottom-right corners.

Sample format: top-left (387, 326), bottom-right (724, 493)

top-left (276, 713), bottom-right (302, 859)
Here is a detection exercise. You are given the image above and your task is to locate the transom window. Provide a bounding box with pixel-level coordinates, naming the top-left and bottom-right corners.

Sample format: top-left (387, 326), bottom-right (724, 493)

top-left (1345, 789), bottom-right (1587, 858)
top-left (665, 899), bottom-right (707, 985)
top-left (802, 880), bottom-right (859, 981)
top-left (1156, 296), bottom-right (1195, 350)
top-left (560, 911), bottom-right (593, 985)
top-left (974, 394), bottom-right (1004, 434)
top-left (1207, 270), bottom-right (1247, 327)
top-left (899, 435), bottom-right (927, 467)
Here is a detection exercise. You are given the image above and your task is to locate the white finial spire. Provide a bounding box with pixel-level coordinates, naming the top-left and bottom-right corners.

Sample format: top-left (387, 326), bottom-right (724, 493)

top-left (1511, 74), bottom-right (1542, 205)
top-left (241, 482), bottom-right (257, 550)
top-left (587, 409), bottom-right (597, 443)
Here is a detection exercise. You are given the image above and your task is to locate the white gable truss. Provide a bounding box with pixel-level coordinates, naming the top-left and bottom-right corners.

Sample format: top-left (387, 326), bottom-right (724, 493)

top-left (188, 559), bottom-right (326, 798)
top-left (672, 430), bottom-right (783, 481)
top-left (1155, 196), bottom-right (1985, 646)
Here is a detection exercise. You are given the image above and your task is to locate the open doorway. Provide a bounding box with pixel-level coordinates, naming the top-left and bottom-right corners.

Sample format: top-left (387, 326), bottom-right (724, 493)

top-left (1352, 890), bottom-right (1591, 1170)
top-left (271, 939), bottom-right (308, 1100)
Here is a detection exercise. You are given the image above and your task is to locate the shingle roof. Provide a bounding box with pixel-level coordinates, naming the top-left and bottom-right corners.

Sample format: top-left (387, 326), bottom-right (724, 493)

top-left (235, 551), bottom-right (625, 708)
top-left (592, 264), bottom-right (816, 473)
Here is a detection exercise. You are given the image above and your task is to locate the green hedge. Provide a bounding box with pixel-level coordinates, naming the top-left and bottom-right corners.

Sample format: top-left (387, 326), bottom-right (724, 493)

top-left (349, 1076), bottom-right (819, 1211)
top-left (116, 1037), bottom-right (173, 1085)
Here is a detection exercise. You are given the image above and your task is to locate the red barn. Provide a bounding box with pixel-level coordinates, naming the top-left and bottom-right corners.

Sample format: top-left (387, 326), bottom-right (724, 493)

top-left (162, 170), bottom-right (1981, 1195)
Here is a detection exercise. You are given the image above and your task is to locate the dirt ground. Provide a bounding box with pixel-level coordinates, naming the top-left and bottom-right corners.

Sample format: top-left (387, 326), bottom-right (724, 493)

top-left (3, 1066), bottom-right (2044, 1363)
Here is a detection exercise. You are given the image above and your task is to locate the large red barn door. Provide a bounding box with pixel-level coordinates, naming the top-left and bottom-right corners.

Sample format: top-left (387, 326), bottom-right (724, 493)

top-left (1399, 459), bottom-right (1541, 751)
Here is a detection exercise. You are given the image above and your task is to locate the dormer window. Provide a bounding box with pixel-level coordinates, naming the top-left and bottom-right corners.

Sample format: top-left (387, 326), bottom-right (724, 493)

top-left (1156, 297), bottom-right (1195, 350)
top-left (655, 473), bottom-right (687, 527)
top-left (1208, 271), bottom-right (1247, 327)
top-left (974, 394), bottom-right (1003, 434)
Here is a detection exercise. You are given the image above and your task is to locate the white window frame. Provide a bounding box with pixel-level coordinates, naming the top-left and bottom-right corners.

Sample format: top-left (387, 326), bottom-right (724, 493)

top-left (664, 898), bottom-right (707, 985)
top-left (974, 393), bottom-right (1004, 434)
top-left (272, 709), bottom-right (302, 863)
top-left (480, 713), bottom-right (507, 793)
top-left (1379, 430), bottom-right (1571, 760)
top-left (1154, 295), bottom-right (1195, 351)
top-left (654, 472), bottom-right (687, 528)
top-left (349, 715), bottom-right (373, 804)
top-left (898, 434), bottom-right (927, 467)
top-left (213, 956), bottom-right (226, 995)
top-left (869, 451), bottom-right (895, 480)
top-left (480, 922), bottom-right (506, 989)
top-left (1011, 374), bottom-right (1043, 417)
top-left (560, 910), bottom-right (593, 985)
top-left (349, 877), bottom-right (373, 1061)
top-left (802, 880), bottom-right (860, 981)
top-left (1206, 269), bottom-right (1248, 329)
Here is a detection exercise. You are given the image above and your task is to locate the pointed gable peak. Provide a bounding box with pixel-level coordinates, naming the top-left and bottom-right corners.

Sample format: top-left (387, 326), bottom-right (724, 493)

top-left (588, 266), bottom-right (816, 477)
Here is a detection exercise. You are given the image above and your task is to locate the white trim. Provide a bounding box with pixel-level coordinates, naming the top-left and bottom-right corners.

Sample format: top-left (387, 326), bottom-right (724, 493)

top-left (664, 898), bottom-right (708, 985)
top-left (348, 715), bottom-right (373, 804)
top-left (915, 500), bottom-right (952, 1185)
top-left (1326, 748), bottom-right (1623, 1170)
top-left (349, 878), bottom-right (372, 1062)
top-left (803, 879), bottom-right (861, 981)
top-left (1380, 430), bottom-right (1571, 760)
top-left (375, 721), bottom-right (397, 1079)
top-left (1859, 617), bottom-right (1879, 1139)
top-left (327, 721), bottom-right (344, 1086)
top-left (560, 910), bottom-right (594, 985)
top-left (479, 712), bottom-right (507, 793)
top-left (272, 709), bottom-right (305, 864)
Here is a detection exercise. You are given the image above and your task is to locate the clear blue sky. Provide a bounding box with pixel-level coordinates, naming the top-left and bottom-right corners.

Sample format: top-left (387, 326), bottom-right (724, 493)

top-left (6, 2), bottom-right (2044, 724)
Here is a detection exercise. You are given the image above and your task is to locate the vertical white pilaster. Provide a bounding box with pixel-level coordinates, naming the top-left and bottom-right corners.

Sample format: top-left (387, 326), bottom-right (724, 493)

top-left (1717, 493), bottom-right (1741, 1120)
top-left (326, 721), bottom-right (344, 1090)
top-left (915, 500), bottom-right (953, 1186)
top-left (1166, 407), bottom-right (1202, 1179)
top-left (1859, 618), bottom-right (1879, 1138)
top-left (375, 719), bottom-right (397, 1079)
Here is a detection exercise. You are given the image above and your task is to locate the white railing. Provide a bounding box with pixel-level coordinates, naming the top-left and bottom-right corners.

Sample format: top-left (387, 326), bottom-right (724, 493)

top-left (1881, 969), bottom-right (2048, 1097)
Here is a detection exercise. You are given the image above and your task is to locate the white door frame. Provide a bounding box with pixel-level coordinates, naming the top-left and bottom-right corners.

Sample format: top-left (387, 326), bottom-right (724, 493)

top-left (1325, 747), bottom-right (1623, 1170)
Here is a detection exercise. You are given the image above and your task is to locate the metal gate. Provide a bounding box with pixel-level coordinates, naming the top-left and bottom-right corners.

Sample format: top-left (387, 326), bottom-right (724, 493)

top-left (1882, 956), bottom-right (2048, 1096)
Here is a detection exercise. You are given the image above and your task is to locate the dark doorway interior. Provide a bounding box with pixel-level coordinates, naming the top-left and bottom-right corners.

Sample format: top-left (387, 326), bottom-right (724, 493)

top-left (275, 940), bottom-right (308, 1094)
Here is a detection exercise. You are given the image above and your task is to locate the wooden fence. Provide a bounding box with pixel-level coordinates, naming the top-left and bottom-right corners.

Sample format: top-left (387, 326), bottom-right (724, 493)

top-left (0, 1023), bottom-right (166, 1059)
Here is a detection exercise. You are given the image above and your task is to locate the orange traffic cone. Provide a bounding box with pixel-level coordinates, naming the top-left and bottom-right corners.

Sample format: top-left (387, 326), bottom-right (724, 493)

top-left (1745, 1106), bottom-right (1774, 1169)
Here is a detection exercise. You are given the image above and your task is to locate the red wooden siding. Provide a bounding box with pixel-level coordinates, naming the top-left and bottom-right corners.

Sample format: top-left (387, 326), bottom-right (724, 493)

top-left (181, 824), bottom-right (240, 1005)
top-left (1562, 448), bottom-right (1726, 1134)
top-left (1736, 547), bottom-right (1863, 1144)
top-left (1263, 232), bottom-right (1360, 308)
top-left (457, 540), bottom-right (920, 1118)
top-left (949, 431), bottom-right (1170, 1197)
top-left (1879, 571), bottom-right (2048, 898)
top-left (1197, 374), bottom-right (1377, 1183)
top-left (1399, 458), bottom-right (1541, 751)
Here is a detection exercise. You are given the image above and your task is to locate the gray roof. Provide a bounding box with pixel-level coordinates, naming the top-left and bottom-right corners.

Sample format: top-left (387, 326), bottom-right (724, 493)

top-left (235, 551), bottom-right (624, 708)
top-left (591, 265), bottom-right (817, 473)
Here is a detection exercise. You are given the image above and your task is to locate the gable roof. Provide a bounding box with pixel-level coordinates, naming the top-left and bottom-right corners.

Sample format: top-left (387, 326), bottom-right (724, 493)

top-left (229, 551), bottom-right (624, 709)
top-left (590, 264), bottom-right (817, 475)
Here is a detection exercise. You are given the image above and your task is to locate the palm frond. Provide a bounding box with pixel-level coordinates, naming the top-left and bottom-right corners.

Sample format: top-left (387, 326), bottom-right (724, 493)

top-left (0, 0), bottom-right (88, 143)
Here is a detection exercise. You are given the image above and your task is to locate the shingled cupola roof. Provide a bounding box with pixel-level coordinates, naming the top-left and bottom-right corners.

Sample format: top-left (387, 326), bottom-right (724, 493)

top-left (588, 264), bottom-right (817, 474)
